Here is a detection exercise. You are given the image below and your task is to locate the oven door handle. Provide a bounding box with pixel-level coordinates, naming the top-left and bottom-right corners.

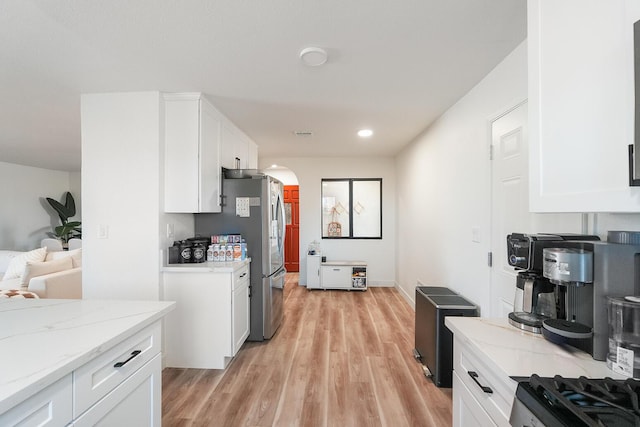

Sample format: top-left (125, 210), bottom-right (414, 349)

top-left (468, 371), bottom-right (493, 394)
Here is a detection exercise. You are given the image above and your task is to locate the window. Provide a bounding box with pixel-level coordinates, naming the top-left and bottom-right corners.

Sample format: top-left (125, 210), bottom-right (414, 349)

top-left (321, 178), bottom-right (382, 239)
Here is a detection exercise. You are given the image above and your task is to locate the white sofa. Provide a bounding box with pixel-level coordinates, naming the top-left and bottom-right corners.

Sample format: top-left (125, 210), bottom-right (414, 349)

top-left (0, 248), bottom-right (82, 299)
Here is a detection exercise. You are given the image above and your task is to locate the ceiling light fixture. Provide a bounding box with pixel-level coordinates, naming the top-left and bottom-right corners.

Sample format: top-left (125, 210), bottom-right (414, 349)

top-left (358, 129), bottom-right (373, 137)
top-left (299, 47), bottom-right (328, 67)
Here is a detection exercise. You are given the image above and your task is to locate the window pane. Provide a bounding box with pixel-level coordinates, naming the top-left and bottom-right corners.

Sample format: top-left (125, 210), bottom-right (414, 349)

top-left (322, 181), bottom-right (350, 237)
top-left (353, 180), bottom-right (381, 238)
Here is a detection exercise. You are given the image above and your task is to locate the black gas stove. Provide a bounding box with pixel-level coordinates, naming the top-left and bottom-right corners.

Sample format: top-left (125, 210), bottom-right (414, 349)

top-left (510, 374), bottom-right (640, 427)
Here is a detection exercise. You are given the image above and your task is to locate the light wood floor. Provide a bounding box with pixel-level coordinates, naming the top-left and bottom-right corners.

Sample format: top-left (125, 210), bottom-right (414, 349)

top-left (162, 273), bottom-right (453, 427)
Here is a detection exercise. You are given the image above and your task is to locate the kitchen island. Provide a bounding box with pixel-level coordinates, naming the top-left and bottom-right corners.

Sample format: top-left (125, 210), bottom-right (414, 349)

top-left (0, 298), bottom-right (175, 426)
top-left (446, 317), bottom-right (622, 426)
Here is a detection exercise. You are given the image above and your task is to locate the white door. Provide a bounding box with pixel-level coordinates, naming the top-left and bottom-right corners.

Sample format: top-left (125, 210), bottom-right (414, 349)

top-left (489, 102), bottom-right (529, 318)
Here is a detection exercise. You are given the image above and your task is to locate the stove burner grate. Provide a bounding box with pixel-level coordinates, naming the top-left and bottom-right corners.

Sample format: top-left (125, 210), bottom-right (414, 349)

top-left (528, 374), bottom-right (640, 426)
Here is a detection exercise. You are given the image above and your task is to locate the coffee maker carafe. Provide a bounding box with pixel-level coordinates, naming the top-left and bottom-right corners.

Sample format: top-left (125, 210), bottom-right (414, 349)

top-left (509, 272), bottom-right (556, 333)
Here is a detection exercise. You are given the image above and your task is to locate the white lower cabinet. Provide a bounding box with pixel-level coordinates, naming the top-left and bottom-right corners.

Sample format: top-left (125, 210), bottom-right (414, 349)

top-left (0, 375), bottom-right (72, 427)
top-left (310, 261), bottom-right (367, 290)
top-left (72, 355), bottom-right (161, 426)
top-left (452, 371), bottom-right (496, 427)
top-left (163, 261), bottom-right (251, 369)
top-left (452, 336), bottom-right (514, 427)
top-left (0, 322), bottom-right (162, 427)
top-left (232, 267), bottom-right (250, 355)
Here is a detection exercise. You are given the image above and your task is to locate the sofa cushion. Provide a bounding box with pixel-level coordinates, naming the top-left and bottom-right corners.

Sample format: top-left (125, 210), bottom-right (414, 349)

top-left (45, 248), bottom-right (82, 268)
top-left (21, 257), bottom-right (74, 288)
top-left (2, 247), bottom-right (47, 281)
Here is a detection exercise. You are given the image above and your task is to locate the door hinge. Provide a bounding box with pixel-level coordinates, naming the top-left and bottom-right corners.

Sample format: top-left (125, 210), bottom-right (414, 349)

top-left (488, 252), bottom-right (493, 267)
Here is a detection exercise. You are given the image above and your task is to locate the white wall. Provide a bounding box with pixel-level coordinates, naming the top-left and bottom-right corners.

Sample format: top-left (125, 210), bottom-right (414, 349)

top-left (395, 41), bottom-right (640, 314)
top-left (0, 161), bottom-right (79, 250)
top-left (259, 157), bottom-right (396, 287)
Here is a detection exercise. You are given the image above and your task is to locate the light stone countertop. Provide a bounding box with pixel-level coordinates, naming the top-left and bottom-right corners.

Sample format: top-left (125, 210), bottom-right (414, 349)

top-left (445, 317), bottom-right (623, 381)
top-left (0, 298), bottom-right (175, 415)
top-left (162, 258), bottom-right (250, 273)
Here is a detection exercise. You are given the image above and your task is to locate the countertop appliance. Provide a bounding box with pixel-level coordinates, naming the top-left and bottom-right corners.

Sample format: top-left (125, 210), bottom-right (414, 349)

top-left (414, 286), bottom-right (477, 387)
top-left (540, 232), bottom-right (640, 361)
top-left (195, 171), bottom-right (286, 341)
top-left (510, 374), bottom-right (640, 426)
top-left (506, 233), bottom-right (600, 334)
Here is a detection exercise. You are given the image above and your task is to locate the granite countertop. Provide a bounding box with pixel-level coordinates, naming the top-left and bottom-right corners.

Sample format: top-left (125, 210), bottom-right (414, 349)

top-left (0, 298), bottom-right (175, 415)
top-left (445, 317), bottom-right (623, 381)
top-left (162, 258), bottom-right (250, 273)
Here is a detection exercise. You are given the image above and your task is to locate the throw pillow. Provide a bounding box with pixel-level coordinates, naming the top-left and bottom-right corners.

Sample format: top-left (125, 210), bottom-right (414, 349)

top-left (2, 247), bottom-right (47, 281)
top-left (21, 257), bottom-right (74, 288)
top-left (45, 248), bottom-right (82, 268)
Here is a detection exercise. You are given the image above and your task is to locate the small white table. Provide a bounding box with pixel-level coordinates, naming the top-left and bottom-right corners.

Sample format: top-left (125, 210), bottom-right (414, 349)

top-left (307, 256), bottom-right (367, 291)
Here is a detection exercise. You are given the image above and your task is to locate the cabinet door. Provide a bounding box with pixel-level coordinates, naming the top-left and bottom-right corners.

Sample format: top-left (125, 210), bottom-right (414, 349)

top-left (0, 374), bottom-right (72, 427)
top-left (529, 1), bottom-right (640, 212)
top-left (220, 123), bottom-right (239, 169)
top-left (306, 255), bottom-right (321, 289)
top-left (232, 278), bottom-right (250, 355)
top-left (73, 355), bottom-right (161, 427)
top-left (452, 372), bottom-right (497, 427)
top-left (199, 99), bottom-right (222, 212)
top-left (164, 97), bottom-right (200, 212)
top-left (248, 140), bottom-right (259, 169)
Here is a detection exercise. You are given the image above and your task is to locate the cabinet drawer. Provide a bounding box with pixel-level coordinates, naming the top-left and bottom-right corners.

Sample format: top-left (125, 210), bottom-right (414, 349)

top-left (73, 322), bottom-right (161, 417)
top-left (73, 354), bottom-right (161, 427)
top-left (452, 371), bottom-right (497, 427)
top-left (0, 374), bottom-right (72, 427)
top-left (233, 266), bottom-right (249, 290)
top-left (321, 266), bottom-right (350, 287)
top-left (453, 337), bottom-right (514, 427)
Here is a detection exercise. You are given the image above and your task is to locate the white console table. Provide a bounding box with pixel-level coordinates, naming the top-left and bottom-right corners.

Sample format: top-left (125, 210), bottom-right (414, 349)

top-left (307, 255), bottom-right (367, 291)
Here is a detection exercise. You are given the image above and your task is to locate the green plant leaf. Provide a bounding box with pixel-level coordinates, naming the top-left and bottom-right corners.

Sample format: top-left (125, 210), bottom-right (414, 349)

top-left (46, 197), bottom-right (72, 223)
top-left (64, 192), bottom-right (76, 217)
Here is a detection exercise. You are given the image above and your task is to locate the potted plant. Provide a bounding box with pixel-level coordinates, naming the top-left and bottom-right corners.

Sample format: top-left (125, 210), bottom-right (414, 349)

top-left (45, 192), bottom-right (82, 243)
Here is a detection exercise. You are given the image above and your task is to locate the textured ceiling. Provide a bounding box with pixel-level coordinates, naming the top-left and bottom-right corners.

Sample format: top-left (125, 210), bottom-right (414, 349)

top-left (0, 0), bottom-right (526, 171)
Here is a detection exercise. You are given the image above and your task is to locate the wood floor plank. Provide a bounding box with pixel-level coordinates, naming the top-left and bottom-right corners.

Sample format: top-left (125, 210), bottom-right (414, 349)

top-left (163, 276), bottom-right (453, 426)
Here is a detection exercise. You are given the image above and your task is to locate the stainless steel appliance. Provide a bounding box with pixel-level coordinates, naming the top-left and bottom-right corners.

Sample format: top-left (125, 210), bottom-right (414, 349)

top-left (506, 233), bottom-right (600, 334)
top-left (195, 171), bottom-right (286, 341)
top-left (414, 286), bottom-right (477, 387)
top-left (540, 232), bottom-right (640, 361)
top-left (510, 374), bottom-right (640, 426)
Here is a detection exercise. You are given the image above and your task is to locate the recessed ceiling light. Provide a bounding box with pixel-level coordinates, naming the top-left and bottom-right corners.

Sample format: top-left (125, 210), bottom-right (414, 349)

top-left (358, 129), bottom-right (373, 137)
top-left (271, 164), bottom-right (278, 168)
top-left (299, 47), bottom-right (328, 67)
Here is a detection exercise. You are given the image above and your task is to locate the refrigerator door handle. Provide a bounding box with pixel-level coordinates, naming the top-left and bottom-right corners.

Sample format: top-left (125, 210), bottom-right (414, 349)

top-left (272, 269), bottom-right (286, 289)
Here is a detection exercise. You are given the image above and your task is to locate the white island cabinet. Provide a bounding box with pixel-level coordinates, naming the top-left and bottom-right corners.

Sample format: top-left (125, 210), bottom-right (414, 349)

top-left (528, 0), bottom-right (640, 212)
top-left (446, 317), bottom-right (624, 427)
top-left (0, 299), bottom-right (174, 427)
top-left (162, 260), bottom-right (251, 369)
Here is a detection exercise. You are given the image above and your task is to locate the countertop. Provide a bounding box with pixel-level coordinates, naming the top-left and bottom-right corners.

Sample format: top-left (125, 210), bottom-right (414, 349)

top-left (162, 258), bottom-right (250, 273)
top-left (0, 298), bottom-right (175, 414)
top-left (445, 317), bottom-right (623, 380)
top-left (321, 260), bottom-right (367, 266)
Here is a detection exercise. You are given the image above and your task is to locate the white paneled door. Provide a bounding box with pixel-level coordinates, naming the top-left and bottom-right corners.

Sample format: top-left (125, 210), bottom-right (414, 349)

top-left (489, 102), bottom-right (528, 318)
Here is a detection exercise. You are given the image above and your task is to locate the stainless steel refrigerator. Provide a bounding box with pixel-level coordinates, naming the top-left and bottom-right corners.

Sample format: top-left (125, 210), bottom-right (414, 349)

top-left (194, 173), bottom-right (286, 341)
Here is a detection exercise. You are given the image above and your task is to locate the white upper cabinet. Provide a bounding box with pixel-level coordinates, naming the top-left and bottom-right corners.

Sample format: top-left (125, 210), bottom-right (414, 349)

top-left (164, 93), bottom-right (222, 213)
top-left (528, 0), bottom-right (640, 212)
top-left (220, 121), bottom-right (254, 170)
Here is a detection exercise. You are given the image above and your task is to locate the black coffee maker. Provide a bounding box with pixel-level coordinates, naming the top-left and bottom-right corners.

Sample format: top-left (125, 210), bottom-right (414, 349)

top-left (506, 233), bottom-right (600, 334)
